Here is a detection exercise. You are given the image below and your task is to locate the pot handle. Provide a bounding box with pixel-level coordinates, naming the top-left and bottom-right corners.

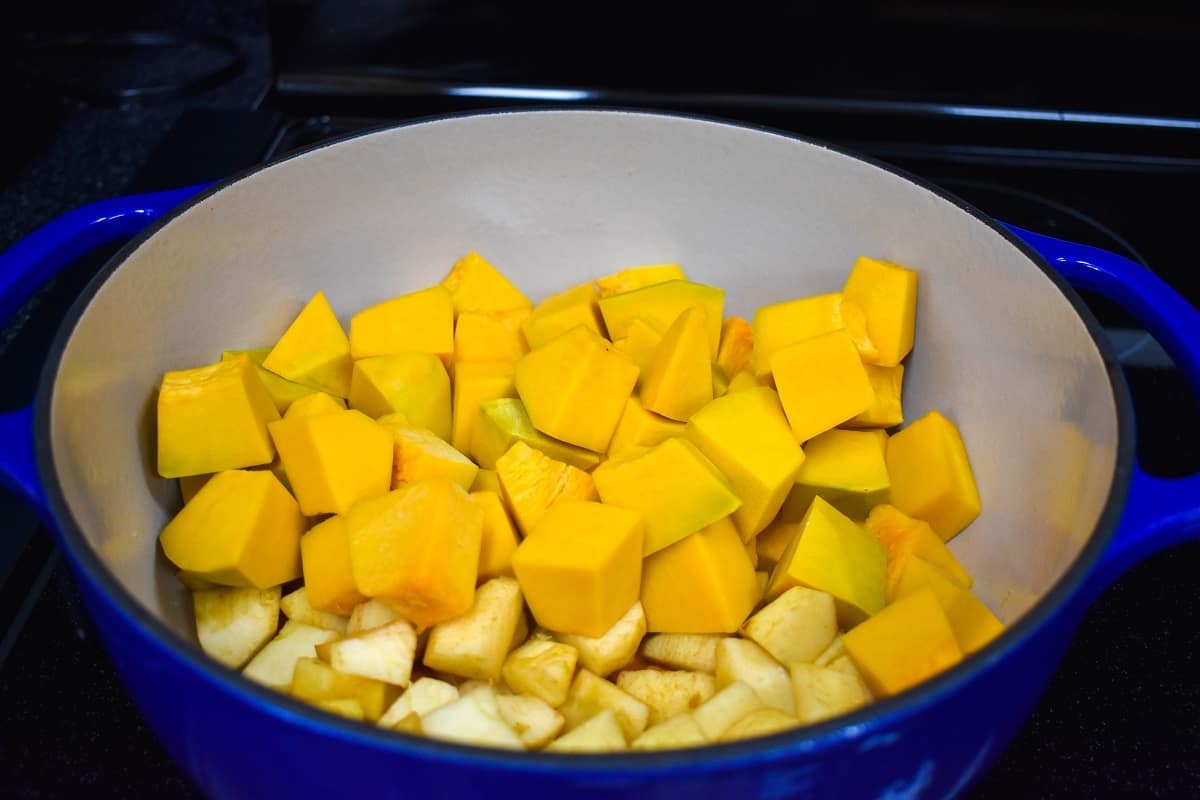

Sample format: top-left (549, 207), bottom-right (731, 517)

top-left (1006, 224), bottom-right (1200, 591)
top-left (0, 185), bottom-right (208, 519)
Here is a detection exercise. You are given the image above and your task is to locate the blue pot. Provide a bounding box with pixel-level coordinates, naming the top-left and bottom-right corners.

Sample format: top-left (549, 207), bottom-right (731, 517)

top-left (1, 110), bottom-right (1197, 799)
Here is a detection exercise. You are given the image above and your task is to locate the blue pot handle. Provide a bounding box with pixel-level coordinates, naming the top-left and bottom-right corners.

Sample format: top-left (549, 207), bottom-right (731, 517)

top-left (0, 185), bottom-right (208, 520)
top-left (1006, 224), bottom-right (1200, 592)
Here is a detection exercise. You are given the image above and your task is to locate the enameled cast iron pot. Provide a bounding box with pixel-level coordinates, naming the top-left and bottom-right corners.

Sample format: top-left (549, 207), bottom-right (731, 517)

top-left (1, 110), bottom-right (1198, 799)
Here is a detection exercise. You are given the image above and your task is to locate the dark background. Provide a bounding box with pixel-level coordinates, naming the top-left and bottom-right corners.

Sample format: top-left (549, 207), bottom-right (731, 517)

top-left (1, 1), bottom-right (1198, 797)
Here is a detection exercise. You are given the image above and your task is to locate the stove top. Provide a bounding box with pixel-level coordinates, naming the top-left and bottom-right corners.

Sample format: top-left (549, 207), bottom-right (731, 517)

top-left (1, 97), bottom-right (1197, 797)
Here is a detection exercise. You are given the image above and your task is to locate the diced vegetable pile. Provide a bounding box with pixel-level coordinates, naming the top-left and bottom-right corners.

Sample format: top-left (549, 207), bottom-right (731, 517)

top-left (156, 252), bottom-right (1000, 752)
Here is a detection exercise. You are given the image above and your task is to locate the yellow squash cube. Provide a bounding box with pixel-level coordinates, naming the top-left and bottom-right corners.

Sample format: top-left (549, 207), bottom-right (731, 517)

top-left (725, 370), bottom-right (763, 394)
top-left (607, 396), bottom-right (685, 458)
top-left (842, 588), bottom-right (963, 697)
top-left (262, 291), bottom-right (353, 398)
top-left (377, 415), bottom-right (479, 490)
top-left (612, 318), bottom-right (663, 375)
top-left (349, 285), bottom-right (454, 363)
top-left (886, 410), bottom-right (981, 540)
top-left (159, 470), bottom-right (303, 588)
top-left (712, 368), bottom-right (730, 398)
top-left (778, 428), bottom-right (889, 523)
top-left (268, 409), bottom-right (393, 515)
top-left (686, 387), bottom-right (805, 539)
top-left (866, 504), bottom-right (973, 599)
top-left (301, 515), bottom-right (366, 615)
top-left (157, 355), bottom-right (280, 478)
top-left (593, 437), bottom-right (741, 556)
top-left (640, 517), bottom-right (759, 633)
top-left (473, 490), bottom-right (520, 580)
top-left (471, 398), bottom-right (600, 471)
top-left (639, 306), bottom-right (713, 421)
top-left (754, 520), bottom-right (799, 571)
top-left (283, 391), bottom-right (346, 420)
top-left (842, 256), bottom-right (918, 367)
top-left (441, 251), bottom-right (532, 313)
top-left (845, 364), bottom-right (905, 429)
top-left (221, 347), bottom-right (316, 414)
top-left (893, 556), bottom-right (1002, 654)
top-left (716, 316), bottom-right (754, 378)
top-left (771, 330), bottom-right (874, 443)
top-left (766, 497), bottom-right (886, 626)
top-left (598, 280), bottom-right (724, 358)
top-left (179, 473), bottom-right (212, 504)
top-left (594, 264), bottom-right (686, 297)
top-left (472, 468), bottom-right (502, 494)
top-left (751, 292), bottom-right (876, 379)
top-left (347, 479), bottom-right (484, 628)
top-left (512, 501), bottom-right (644, 637)
top-left (523, 283), bottom-right (605, 350)
top-left (348, 353), bottom-right (451, 441)
top-left (514, 325), bottom-right (639, 452)
top-left (496, 441), bottom-right (597, 537)
top-left (451, 362), bottom-right (516, 454)
top-left (454, 310), bottom-right (530, 365)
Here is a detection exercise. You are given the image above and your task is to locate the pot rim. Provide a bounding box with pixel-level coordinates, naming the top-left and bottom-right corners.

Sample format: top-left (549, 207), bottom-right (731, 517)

top-left (33, 107), bottom-right (1135, 773)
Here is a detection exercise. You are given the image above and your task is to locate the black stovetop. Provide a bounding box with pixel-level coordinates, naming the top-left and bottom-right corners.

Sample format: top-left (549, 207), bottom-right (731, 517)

top-left (1, 90), bottom-right (1199, 797)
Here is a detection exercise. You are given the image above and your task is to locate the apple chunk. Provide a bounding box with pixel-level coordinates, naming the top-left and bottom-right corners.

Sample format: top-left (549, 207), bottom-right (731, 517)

top-left (546, 709), bottom-right (627, 752)
top-left (615, 670), bottom-right (716, 726)
top-left (420, 686), bottom-right (524, 749)
top-left (560, 669), bottom-right (650, 742)
top-left (714, 638), bottom-right (794, 715)
top-left (502, 639), bottom-right (579, 707)
top-left (496, 694), bottom-right (565, 748)
top-left (631, 713), bottom-right (707, 750)
top-left (281, 586), bottom-right (348, 633)
top-left (692, 681), bottom-right (765, 740)
top-left (319, 620), bottom-right (417, 687)
top-left (556, 601), bottom-right (645, 677)
top-left (242, 621), bottom-right (338, 689)
top-left (424, 577), bottom-right (525, 681)
top-left (193, 586), bottom-right (280, 669)
top-left (741, 586), bottom-right (838, 666)
top-left (377, 677), bottom-right (460, 729)
top-left (790, 662), bottom-right (870, 724)
top-left (640, 634), bottom-right (722, 673)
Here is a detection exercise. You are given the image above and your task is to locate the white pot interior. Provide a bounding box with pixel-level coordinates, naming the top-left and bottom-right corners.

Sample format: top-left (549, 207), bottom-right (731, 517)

top-left (48, 110), bottom-right (1118, 642)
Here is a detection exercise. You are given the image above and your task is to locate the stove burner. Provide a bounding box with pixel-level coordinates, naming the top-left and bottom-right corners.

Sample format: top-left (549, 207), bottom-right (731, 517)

top-left (8, 31), bottom-right (246, 106)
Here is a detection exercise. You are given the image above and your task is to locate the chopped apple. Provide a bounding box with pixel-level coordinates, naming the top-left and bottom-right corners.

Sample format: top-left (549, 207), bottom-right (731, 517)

top-left (193, 586), bottom-right (281, 669)
top-left (741, 586), bottom-right (837, 666)
top-left (393, 712), bottom-right (422, 734)
top-left (828, 655), bottom-right (874, 698)
top-left (281, 586), bottom-right (349, 634)
top-left (377, 677), bottom-right (460, 728)
top-left (315, 698), bottom-right (366, 720)
top-left (560, 670), bottom-right (650, 742)
top-left (320, 620), bottom-right (417, 686)
top-left (496, 693), bottom-right (565, 748)
top-left (640, 634), bottom-right (722, 673)
top-left (242, 622), bottom-right (338, 689)
top-left (290, 656), bottom-right (396, 722)
top-left (631, 713), bottom-right (707, 750)
top-left (692, 681), bottom-right (765, 740)
top-left (790, 662), bottom-right (870, 724)
top-left (501, 639), bottom-right (579, 707)
top-left (813, 635), bottom-right (847, 667)
top-left (346, 598), bottom-right (402, 634)
top-left (615, 670), bottom-right (716, 726)
top-left (556, 601), bottom-right (645, 677)
top-left (719, 707), bottom-right (800, 741)
top-left (510, 611), bottom-right (530, 653)
top-left (424, 577), bottom-right (525, 681)
top-left (714, 638), bottom-right (794, 715)
top-left (546, 709), bottom-right (628, 752)
top-left (420, 685), bottom-right (524, 749)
